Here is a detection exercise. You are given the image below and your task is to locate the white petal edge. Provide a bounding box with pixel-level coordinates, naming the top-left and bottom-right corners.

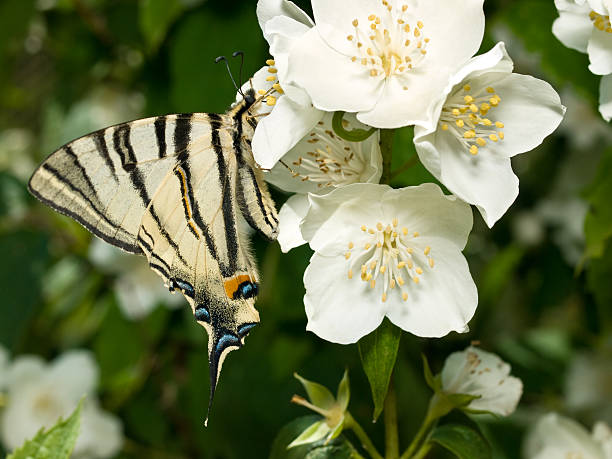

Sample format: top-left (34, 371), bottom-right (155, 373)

top-left (304, 252), bottom-right (387, 344)
top-left (552, 11), bottom-right (592, 53)
top-left (286, 27), bottom-right (381, 113)
top-left (600, 74), bottom-right (612, 121)
top-left (277, 194), bottom-right (310, 252)
top-left (414, 127), bottom-right (519, 227)
top-left (588, 28), bottom-right (612, 75)
top-left (252, 95), bottom-right (324, 169)
top-left (384, 239), bottom-right (477, 338)
top-left (257, 0), bottom-right (313, 36)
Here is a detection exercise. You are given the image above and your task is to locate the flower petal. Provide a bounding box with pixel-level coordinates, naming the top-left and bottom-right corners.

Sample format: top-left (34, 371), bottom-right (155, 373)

top-left (264, 15), bottom-right (313, 105)
top-left (552, 10), bottom-right (592, 53)
top-left (588, 27), bottom-right (612, 75)
top-left (441, 347), bottom-right (522, 416)
top-left (525, 413), bottom-right (604, 459)
top-left (310, 0), bottom-right (387, 56)
top-left (304, 252), bottom-right (386, 344)
top-left (257, 0), bottom-right (313, 34)
top-left (478, 73), bottom-right (565, 157)
top-left (252, 94), bottom-right (323, 169)
top-left (301, 183), bottom-right (389, 253)
top-left (277, 194), bottom-right (310, 252)
top-left (49, 350), bottom-right (98, 397)
top-left (6, 356), bottom-right (45, 390)
top-left (384, 239), bottom-right (477, 338)
top-left (412, 0), bottom-right (485, 71)
top-left (287, 27), bottom-right (381, 113)
top-left (382, 183), bottom-right (473, 249)
top-left (357, 70), bottom-right (451, 128)
top-left (414, 128), bottom-right (519, 227)
top-left (600, 74), bottom-right (612, 121)
top-left (422, 42), bottom-right (514, 134)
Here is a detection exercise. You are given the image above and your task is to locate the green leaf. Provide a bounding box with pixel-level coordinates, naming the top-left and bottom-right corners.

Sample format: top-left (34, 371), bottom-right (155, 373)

top-left (7, 399), bottom-right (82, 459)
top-left (429, 424), bottom-right (491, 459)
top-left (336, 370), bottom-right (350, 412)
top-left (270, 416), bottom-right (355, 459)
top-left (294, 373), bottom-right (336, 410)
top-left (139, 0), bottom-right (184, 52)
top-left (358, 318), bottom-right (401, 421)
top-left (331, 111), bottom-right (377, 142)
top-left (584, 147), bottom-right (612, 258)
top-left (421, 354), bottom-right (437, 391)
top-left (287, 420), bottom-right (330, 449)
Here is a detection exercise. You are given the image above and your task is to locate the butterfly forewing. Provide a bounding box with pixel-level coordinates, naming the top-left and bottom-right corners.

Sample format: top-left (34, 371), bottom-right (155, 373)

top-left (28, 114), bottom-right (203, 253)
top-left (28, 92), bottom-right (278, 422)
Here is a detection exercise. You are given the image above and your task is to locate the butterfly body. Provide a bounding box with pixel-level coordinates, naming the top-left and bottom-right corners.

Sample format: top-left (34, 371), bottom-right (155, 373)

top-left (28, 89), bottom-right (278, 419)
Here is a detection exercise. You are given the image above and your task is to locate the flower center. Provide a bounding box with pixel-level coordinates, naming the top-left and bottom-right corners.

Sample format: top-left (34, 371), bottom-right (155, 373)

top-left (344, 219), bottom-right (435, 303)
top-left (347, 2), bottom-right (430, 85)
top-left (256, 59), bottom-right (285, 108)
top-left (590, 11), bottom-right (612, 33)
top-left (285, 121), bottom-right (369, 188)
top-left (439, 84), bottom-right (504, 156)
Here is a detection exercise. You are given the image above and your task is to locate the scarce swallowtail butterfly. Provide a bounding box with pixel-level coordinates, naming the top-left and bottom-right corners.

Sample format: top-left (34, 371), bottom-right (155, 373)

top-left (28, 70), bottom-right (279, 423)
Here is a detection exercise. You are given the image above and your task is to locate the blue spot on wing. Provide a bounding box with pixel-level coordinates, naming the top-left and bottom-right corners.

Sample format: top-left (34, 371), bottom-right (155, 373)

top-left (215, 333), bottom-right (241, 354)
top-left (195, 304), bottom-right (210, 323)
top-left (233, 281), bottom-right (258, 300)
top-left (237, 322), bottom-right (257, 338)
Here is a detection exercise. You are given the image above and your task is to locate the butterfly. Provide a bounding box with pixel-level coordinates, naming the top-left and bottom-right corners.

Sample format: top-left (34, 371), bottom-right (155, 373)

top-left (28, 77), bottom-right (279, 422)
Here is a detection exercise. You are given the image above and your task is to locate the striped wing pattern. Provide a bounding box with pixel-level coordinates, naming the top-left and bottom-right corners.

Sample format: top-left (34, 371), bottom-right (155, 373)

top-left (28, 96), bottom-right (279, 422)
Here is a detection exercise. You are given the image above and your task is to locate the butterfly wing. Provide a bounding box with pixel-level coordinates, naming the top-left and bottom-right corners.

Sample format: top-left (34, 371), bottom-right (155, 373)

top-left (135, 113), bottom-right (269, 422)
top-left (28, 114), bottom-right (206, 253)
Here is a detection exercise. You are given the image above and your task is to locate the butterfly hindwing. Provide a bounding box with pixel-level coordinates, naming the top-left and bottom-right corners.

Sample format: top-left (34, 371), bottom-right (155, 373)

top-left (136, 111), bottom-right (270, 421)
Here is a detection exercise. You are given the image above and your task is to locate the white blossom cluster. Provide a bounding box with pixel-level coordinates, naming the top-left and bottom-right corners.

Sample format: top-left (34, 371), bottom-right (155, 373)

top-left (248, 0), bottom-right (565, 345)
top-left (553, 0), bottom-right (612, 120)
top-left (0, 345), bottom-right (122, 458)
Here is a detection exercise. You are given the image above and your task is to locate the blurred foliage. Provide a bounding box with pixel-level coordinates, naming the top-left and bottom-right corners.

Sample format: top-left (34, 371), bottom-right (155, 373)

top-left (0, 0), bottom-right (610, 457)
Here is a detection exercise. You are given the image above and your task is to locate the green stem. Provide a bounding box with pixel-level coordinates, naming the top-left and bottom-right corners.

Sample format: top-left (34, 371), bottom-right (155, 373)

top-left (345, 412), bottom-right (384, 459)
top-left (390, 155), bottom-right (419, 179)
top-left (384, 380), bottom-right (399, 459)
top-left (379, 129), bottom-right (396, 185)
top-left (411, 441), bottom-right (432, 459)
top-left (400, 413), bottom-right (435, 459)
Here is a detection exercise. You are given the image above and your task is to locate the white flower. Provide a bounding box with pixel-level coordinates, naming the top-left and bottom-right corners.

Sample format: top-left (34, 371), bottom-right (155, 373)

top-left (89, 239), bottom-right (182, 320)
top-left (413, 42), bottom-right (565, 227)
top-left (553, 0), bottom-right (612, 76)
top-left (284, 0), bottom-right (485, 129)
top-left (565, 352), bottom-right (612, 422)
top-left (265, 112), bottom-right (382, 251)
top-left (440, 346), bottom-right (522, 416)
top-left (300, 183), bottom-right (477, 344)
top-left (246, 0), bottom-right (324, 169)
top-left (0, 344), bottom-right (8, 391)
top-left (0, 350), bottom-right (122, 458)
top-left (600, 74), bottom-right (612, 121)
top-left (524, 413), bottom-right (612, 459)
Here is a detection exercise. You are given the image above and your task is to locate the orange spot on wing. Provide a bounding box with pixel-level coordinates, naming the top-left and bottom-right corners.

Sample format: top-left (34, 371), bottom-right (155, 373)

top-left (224, 275), bottom-right (252, 299)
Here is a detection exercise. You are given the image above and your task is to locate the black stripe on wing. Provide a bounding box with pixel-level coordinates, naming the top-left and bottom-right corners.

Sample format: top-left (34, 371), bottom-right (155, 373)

top-left (28, 163), bottom-right (140, 254)
top-left (209, 113), bottom-right (239, 277)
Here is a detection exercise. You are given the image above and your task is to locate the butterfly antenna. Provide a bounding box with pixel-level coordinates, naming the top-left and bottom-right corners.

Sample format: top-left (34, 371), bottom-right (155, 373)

top-left (215, 55), bottom-right (243, 96)
top-left (232, 50), bottom-right (245, 90)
